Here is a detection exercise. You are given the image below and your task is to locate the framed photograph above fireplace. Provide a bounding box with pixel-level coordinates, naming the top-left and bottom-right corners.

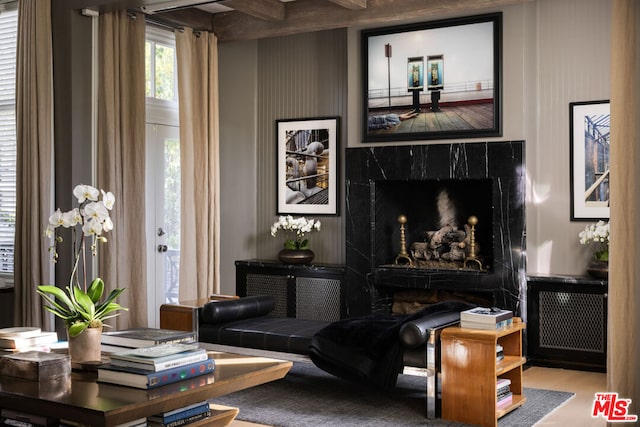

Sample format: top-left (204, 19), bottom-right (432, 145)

top-left (569, 100), bottom-right (610, 221)
top-left (361, 13), bottom-right (502, 143)
top-left (276, 117), bottom-right (339, 216)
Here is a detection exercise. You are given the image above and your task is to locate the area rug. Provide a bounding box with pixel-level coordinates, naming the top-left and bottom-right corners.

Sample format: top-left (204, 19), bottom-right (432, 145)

top-left (214, 362), bottom-right (574, 427)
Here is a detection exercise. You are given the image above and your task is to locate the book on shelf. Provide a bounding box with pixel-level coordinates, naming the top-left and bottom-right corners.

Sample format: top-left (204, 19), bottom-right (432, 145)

top-left (147, 410), bottom-right (210, 427)
top-left (1, 408), bottom-right (58, 426)
top-left (0, 331), bottom-right (58, 350)
top-left (147, 400), bottom-right (210, 425)
top-left (460, 317), bottom-right (513, 330)
top-left (109, 343), bottom-right (208, 372)
top-left (497, 391), bottom-right (513, 409)
top-left (460, 307), bottom-right (513, 324)
top-left (97, 358), bottom-right (215, 389)
top-left (496, 344), bottom-right (504, 362)
top-left (101, 328), bottom-right (196, 349)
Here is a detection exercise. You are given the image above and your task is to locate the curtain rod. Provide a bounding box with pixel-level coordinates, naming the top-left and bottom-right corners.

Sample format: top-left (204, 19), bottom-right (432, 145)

top-left (128, 11), bottom-right (209, 35)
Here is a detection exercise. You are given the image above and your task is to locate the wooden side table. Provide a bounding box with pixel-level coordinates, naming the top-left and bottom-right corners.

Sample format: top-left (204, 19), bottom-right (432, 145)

top-left (440, 318), bottom-right (526, 427)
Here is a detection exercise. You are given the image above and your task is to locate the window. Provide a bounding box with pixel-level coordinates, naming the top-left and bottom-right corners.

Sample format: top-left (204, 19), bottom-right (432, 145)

top-left (145, 27), bottom-right (177, 103)
top-left (0, 4), bottom-right (17, 282)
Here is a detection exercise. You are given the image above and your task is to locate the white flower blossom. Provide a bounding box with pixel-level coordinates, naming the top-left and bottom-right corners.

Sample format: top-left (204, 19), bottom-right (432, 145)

top-left (579, 220), bottom-right (610, 261)
top-left (73, 184), bottom-right (100, 204)
top-left (270, 216), bottom-right (321, 250)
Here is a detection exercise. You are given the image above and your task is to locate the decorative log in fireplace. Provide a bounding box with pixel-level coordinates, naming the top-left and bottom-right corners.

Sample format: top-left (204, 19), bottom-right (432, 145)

top-left (345, 141), bottom-right (526, 317)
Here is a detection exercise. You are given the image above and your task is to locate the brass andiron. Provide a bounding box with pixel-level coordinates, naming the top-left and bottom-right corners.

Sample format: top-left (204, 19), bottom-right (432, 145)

top-left (463, 215), bottom-right (483, 271)
top-left (394, 214), bottom-right (414, 266)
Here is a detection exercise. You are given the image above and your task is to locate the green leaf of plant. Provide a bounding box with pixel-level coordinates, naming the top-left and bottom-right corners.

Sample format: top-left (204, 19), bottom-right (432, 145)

top-left (68, 322), bottom-right (88, 338)
top-left (73, 286), bottom-right (96, 320)
top-left (86, 278), bottom-right (105, 303)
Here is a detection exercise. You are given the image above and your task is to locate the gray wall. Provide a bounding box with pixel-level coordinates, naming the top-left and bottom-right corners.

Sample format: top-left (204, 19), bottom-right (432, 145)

top-left (218, 0), bottom-right (612, 293)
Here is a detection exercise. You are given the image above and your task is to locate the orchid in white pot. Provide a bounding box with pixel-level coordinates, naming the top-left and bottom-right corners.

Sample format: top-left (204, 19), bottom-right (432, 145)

top-left (37, 184), bottom-right (127, 338)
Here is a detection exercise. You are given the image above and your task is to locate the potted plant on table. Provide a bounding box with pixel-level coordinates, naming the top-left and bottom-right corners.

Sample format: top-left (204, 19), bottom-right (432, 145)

top-left (578, 220), bottom-right (610, 279)
top-left (270, 215), bottom-right (321, 265)
top-left (37, 184), bottom-right (127, 363)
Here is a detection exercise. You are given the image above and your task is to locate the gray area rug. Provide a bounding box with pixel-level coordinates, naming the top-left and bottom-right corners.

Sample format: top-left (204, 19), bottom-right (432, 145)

top-left (214, 362), bottom-right (574, 427)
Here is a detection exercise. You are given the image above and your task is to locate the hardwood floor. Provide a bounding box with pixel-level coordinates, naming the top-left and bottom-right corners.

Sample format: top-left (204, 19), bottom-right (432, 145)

top-left (228, 366), bottom-right (607, 427)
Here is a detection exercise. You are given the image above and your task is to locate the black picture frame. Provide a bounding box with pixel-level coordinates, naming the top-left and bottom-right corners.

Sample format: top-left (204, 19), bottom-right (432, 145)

top-left (569, 100), bottom-right (610, 221)
top-left (361, 13), bottom-right (502, 142)
top-left (276, 117), bottom-right (340, 216)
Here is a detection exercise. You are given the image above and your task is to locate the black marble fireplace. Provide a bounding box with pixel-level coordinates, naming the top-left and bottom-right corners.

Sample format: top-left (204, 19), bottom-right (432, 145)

top-left (345, 141), bottom-right (526, 317)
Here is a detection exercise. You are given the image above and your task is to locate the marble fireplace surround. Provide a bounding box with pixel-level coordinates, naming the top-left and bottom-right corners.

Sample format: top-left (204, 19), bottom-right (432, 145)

top-left (345, 141), bottom-right (526, 317)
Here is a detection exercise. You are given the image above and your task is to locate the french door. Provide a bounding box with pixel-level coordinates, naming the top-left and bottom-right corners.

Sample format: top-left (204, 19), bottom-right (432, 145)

top-left (146, 123), bottom-right (180, 326)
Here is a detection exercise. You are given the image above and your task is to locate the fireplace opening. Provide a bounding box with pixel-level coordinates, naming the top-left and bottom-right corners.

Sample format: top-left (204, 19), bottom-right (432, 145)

top-left (373, 178), bottom-right (494, 271)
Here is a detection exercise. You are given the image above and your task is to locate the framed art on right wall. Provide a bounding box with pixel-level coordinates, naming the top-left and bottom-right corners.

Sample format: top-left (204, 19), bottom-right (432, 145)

top-left (570, 100), bottom-right (610, 221)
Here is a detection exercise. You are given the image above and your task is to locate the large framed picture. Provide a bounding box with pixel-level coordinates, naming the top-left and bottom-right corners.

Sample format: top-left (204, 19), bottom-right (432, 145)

top-left (569, 100), bottom-right (610, 221)
top-left (362, 13), bottom-right (502, 142)
top-left (276, 117), bottom-right (339, 216)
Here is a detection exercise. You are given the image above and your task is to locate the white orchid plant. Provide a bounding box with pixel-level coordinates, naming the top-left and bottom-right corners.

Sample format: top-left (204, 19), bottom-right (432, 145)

top-left (37, 184), bottom-right (127, 337)
top-left (270, 215), bottom-right (321, 250)
top-left (578, 220), bottom-right (610, 261)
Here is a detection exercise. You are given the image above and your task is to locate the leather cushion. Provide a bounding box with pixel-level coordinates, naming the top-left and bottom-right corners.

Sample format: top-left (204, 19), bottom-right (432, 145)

top-left (200, 295), bottom-right (275, 324)
top-left (399, 309), bottom-right (466, 348)
top-left (199, 317), bottom-right (330, 354)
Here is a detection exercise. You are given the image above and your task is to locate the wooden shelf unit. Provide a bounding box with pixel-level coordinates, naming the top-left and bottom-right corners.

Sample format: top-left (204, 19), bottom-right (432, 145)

top-left (440, 318), bottom-right (526, 427)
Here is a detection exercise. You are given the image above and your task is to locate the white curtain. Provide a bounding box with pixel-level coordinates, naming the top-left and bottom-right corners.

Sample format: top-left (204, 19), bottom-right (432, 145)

top-left (13, 0), bottom-right (54, 329)
top-left (97, 11), bottom-right (147, 328)
top-left (175, 29), bottom-right (220, 300)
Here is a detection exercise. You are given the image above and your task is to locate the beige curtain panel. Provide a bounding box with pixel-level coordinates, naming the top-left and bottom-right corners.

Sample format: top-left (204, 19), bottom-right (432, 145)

top-left (609, 0), bottom-right (640, 410)
top-left (175, 29), bottom-right (221, 301)
top-left (13, 0), bottom-right (54, 330)
top-left (97, 11), bottom-right (147, 329)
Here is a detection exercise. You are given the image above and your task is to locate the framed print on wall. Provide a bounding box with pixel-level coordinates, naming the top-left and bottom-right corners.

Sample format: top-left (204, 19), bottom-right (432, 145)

top-left (276, 117), bottom-right (339, 216)
top-left (570, 100), bottom-right (610, 221)
top-left (361, 12), bottom-right (502, 142)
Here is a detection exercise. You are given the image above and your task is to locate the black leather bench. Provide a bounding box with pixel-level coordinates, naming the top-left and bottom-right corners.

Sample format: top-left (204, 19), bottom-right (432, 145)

top-left (160, 295), bottom-right (474, 418)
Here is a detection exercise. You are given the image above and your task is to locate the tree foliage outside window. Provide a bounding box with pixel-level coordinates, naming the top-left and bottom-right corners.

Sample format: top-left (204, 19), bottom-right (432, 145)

top-left (164, 138), bottom-right (180, 249)
top-left (145, 39), bottom-right (176, 101)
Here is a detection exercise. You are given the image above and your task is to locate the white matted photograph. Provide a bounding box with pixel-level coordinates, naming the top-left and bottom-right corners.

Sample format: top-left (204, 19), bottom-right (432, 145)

top-left (276, 117), bottom-right (339, 216)
top-left (569, 100), bottom-right (610, 221)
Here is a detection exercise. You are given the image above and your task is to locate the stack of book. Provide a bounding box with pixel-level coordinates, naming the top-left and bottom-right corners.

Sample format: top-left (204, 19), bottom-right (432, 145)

top-left (496, 344), bottom-right (504, 362)
top-left (147, 401), bottom-right (211, 427)
top-left (97, 343), bottom-right (214, 390)
top-left (100, 328), bottom-right (197, 354)
top-left (1, 408), bottom-right (58, 426)
top-left (0, 327), bottom-right (59, 354)
top-left (496, 378), bottom-right (513, 409)
top-left (460, 307), bottom-right (513, 330)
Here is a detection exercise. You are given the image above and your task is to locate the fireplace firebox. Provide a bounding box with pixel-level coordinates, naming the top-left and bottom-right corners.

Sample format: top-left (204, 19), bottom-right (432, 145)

top-left (345, 141), bottom-right (526, 317)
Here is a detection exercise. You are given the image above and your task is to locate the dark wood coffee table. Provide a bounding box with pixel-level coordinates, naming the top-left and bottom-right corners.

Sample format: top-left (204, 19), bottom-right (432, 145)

top-left (0, 351), bottom-right (291, 427)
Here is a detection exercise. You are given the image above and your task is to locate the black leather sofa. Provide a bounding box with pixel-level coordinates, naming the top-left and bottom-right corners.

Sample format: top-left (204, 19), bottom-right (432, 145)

top-left (160, 295), bottom-right (474, 418)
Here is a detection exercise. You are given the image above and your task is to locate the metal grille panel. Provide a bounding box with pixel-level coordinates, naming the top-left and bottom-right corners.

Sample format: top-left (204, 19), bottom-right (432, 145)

top-left (246, 273), bottom-right (288, 318)
top-left (295, 277), bottom-right (341, 321)
top-left (538, 291), bottom-right (605, 352)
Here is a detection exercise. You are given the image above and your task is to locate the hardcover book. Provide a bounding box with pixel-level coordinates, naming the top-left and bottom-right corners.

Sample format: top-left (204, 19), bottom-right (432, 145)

top-left (97, 358), bottom-right (215, 389)
top-left (147, 401), bottom-right (210, 425)
top-left (0, 327), bottom-right (43, 339)
top-left (460, 307), bottom-right (513, 324)
top-left (101, 328), bottom-right (196, 348)
top-left (460, 318), bottom-right (513, 330)
top-left (109, 344), bottom-right (208, 372)
top-left (0, 331), bottom-right (59, 349)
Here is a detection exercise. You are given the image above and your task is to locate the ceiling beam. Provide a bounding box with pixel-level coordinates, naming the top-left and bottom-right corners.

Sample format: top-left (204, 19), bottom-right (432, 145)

top-left (213, 0), bottom-right (532, 42)
top-left (328, 0), bottom-right (367, 10)
top-left (221, 0), bottom-right (285, 21)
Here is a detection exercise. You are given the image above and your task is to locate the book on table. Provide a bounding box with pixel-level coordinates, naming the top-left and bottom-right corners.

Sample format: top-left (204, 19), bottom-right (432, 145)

top-left (461, 318), bottom-right (513, 330)
top-left (97, 358), bottom-right (215, 389)
top-left (101, 328), bottom-right (197, 349)
top-left (0, 329), bottom-right (58, 350)
top-left (147, 400), bottom-right (211, 426)
top-left (109, 343), bottom-right (208, 372)
top-left (460, 307), bottom-right (513, 324)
